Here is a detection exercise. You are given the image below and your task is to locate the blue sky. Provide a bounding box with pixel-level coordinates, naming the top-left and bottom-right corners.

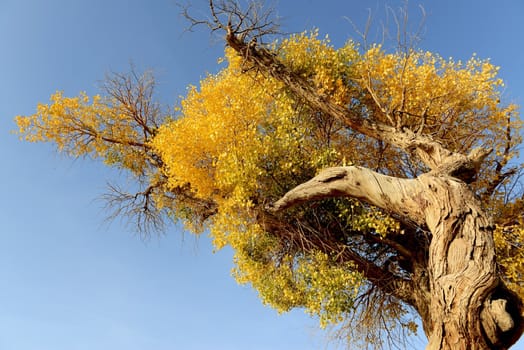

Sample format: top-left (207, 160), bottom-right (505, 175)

top-left (1, 1), bottom-right (523, 349)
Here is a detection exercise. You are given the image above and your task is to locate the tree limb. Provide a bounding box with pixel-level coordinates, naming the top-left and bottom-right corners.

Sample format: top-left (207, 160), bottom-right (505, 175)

top-left (183, 1), bottom-right (493, 180)
top-left (268, 166), bottom-right (426, 226)
top-left (261, 211), bottom-right (416, 304)
top-left (220, 18), bottom-right (491, 180)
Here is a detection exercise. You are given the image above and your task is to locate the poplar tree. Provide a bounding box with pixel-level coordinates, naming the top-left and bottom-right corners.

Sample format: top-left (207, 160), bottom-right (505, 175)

top-left (16, 1), bottom-right (524, 348)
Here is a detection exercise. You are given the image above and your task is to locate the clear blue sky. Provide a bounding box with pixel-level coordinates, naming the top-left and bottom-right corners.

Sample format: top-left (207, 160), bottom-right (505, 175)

top-left (1, 1), bottom-right (523, 349)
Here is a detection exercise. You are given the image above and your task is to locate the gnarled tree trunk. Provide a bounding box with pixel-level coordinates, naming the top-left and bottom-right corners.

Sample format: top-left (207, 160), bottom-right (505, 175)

top-left (418, 174), bottom-right (518, 349)
top-left (270, 167), bottom-right (523, 349)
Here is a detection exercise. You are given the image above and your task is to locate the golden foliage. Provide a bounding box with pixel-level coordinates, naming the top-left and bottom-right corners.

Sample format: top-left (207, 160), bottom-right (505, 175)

top-left (494, 197), bottom-right (524, 300)
top-left (15, 31), bottom-right (522, 338)
top-left (15, 72), bottom-right (163, 178)
top-left (15, 72), bottom-right (174, 233)
top-left (494, 221), bottom-right (524, 299)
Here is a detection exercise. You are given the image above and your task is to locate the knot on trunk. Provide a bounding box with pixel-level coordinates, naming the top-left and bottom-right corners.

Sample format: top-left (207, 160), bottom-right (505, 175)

top-left (480, 293), bottom-right (524, 349)
top-left (481, 299), bottom-right (513, 337)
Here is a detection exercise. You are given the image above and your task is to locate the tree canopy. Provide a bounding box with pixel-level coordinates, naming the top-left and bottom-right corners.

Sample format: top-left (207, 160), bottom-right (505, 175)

top-left (15, 2), bottom-right (523, 349)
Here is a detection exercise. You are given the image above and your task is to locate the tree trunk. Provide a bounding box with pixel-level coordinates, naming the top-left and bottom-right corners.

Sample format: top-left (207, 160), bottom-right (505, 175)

top-left (270, 167), bottom-right (523, 349)
top-left (418, 174), bottom-right (521, 350)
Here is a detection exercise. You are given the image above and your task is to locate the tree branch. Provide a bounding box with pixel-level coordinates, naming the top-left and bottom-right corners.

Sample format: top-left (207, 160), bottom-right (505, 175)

top-left (218, 15), bottom-right (492, 179)
top-left (261, 211), bottom-right (416, 304)
top-left (268, 166), bottom-right (426, 226)
top-left (183, 1), bottom-right (493, 179)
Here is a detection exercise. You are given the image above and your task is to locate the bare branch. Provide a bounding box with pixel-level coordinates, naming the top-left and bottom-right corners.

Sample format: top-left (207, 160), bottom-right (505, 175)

top-left (101, 183), bottom-right (166, 237)
top-left (484, 113), bottom-right (518, 198)
top-left (385, 2), bottom-right (426, 54)
top-left (268, 166), bottom-right (426, 226)
top-left (102, 69), bottom-right (164, 137)
top-left (182, 0), bottom-right (280, 44)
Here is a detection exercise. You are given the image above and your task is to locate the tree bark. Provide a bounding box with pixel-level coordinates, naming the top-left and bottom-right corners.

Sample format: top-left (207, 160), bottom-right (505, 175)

top-left (417, 174), bottom-right (520, 349)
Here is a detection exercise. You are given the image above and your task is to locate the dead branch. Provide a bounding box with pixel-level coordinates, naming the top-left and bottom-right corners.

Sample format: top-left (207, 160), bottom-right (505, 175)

top-left (102, 182), bottom-right (166, 237)
top-left (182, 0), bottom-right (280, 44)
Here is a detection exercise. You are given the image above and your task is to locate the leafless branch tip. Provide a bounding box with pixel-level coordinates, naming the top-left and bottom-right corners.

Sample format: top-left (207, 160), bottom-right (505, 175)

top-left (101, 182), bottom-right (166, 238)
top-left (181, 0), bottom-right (280, 45)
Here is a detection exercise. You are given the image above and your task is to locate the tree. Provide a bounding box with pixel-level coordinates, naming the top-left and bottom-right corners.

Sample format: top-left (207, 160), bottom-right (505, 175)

top-left (15, 1), bottom-right (524, 349)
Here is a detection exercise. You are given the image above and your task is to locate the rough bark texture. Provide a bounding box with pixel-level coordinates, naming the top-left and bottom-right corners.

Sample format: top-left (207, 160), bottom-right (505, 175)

top-left (418, 174), bottom-right (513, 350)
